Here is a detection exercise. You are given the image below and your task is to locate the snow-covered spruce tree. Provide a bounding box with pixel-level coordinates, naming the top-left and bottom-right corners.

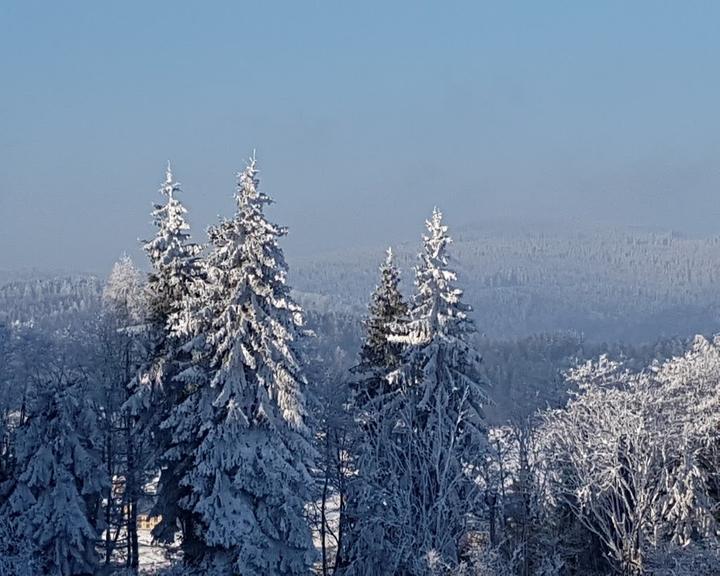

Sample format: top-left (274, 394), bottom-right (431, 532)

top-left (385, 208), bottom-right (489, 574)
top-left (133, 165), bottom-right (202, 422)
top-left (0, 511), bottom-right (40, 576)
top-left (338, 248), bottom-right (409, 574)
top-left (122, 165), bottom-right (204, 556)
top-left (179, 158), bottom-right (315, 575)
top-left (351, 247), bottom-right (408, 410)
top-left (153, 267), bottom-right (215, 562)
top-left (6, 369), bottom-right (107, 576)
top-left (143, 164), bottom-right (202, 329)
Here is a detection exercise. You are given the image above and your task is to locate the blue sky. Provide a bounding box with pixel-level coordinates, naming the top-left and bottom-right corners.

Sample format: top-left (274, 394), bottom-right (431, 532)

top-left (2, 1), bottom-right (720, 272)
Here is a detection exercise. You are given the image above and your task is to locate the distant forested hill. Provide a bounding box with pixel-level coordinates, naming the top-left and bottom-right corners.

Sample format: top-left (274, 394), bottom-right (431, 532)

top-left (291, 223), bottom-right (720, 343)
top-left (0, 275), bottom-right (102, 330)
top-left (3, 224), bottom-right (720, 343)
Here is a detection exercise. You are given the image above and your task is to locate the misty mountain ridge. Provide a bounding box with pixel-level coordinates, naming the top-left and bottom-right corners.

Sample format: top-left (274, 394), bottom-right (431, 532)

top-left (3, 222), bottom-right (720, 343)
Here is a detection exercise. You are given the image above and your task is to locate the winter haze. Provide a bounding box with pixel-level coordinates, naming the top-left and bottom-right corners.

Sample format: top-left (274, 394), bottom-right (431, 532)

top-left (3, 2), bottom-right (720, 273)
top-left (2, 3), bottom-right (720, 576)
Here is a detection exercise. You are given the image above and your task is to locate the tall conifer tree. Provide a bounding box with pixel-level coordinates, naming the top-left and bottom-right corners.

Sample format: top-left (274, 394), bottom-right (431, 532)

top-left (343, 209), bottom-right (489, 574)
top-left (128, 165), bottom-right (204, 554)
top-left (352, 247), bottom-right (408, 410)
top-left (7, 372), bottom-right (107, 576)
top-left (340, 248), bottom-right (409, 575)
top-left (389, 207), bottom-right (489, 572)
top-left (176, 158), bottom-right (315, 575)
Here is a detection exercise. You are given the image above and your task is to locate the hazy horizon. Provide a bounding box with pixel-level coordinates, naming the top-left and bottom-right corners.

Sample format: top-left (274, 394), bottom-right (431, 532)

top-left (0, 215), bottom-right (713, 282)
top-left (3, 1), bottom-right (720, 274)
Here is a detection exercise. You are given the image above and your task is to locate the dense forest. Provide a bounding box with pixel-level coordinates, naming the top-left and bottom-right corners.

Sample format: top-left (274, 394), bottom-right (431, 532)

top-left (292, 224), bottom-right (720, 343)
top-left (1, 161), bottom-right (719, 576)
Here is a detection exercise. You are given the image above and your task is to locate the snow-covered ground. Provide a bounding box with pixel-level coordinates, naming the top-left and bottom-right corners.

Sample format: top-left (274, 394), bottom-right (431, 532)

top-left (138, 529), bottom-right (172, 572)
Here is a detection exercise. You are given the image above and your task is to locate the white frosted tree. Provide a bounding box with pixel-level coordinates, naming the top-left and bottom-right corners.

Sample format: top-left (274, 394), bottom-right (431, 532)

top-left (143, 164), bottom-right (202, 328)
top-left (541, 357), bottom-right (651, 575)
top-left (6, 369), bottom-right (107, 576)
top-left (151, 254), bottom-right (215, 561)
top-left (134, 164), bottom-right (203, 405)
top-left (344, 209), bottom-right (490, 575)
top-left (124, 165), bottom-right (204, 554)
top-left (351, 247), bottom-right (408, 411)
top-left (339, 248), bottom-right (409, 574)
top-left (177, 158), bottom-right (315, 575)
top-left (394, 208), bottom-right (489, 573)
top-left (649, 336), bottom-right (720, 548)
top-left (103, 255), bottom-right (146, 326)
top-left (101, 255), bottom-right (149, 570)
top-left (540, 336), bottom-right (720, 575)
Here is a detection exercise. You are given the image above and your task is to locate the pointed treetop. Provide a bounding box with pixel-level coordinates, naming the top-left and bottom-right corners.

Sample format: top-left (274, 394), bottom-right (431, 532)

top-left (418, 207), bottom-right (452, 268)
top-left (426, 206), bottom-right (449, 241)
top-left (353, 244), bottom-right (408, 391)
top-left (142, 162), bottom-right (200, 326)
top-left (237, 151), bottom-right (258, 178)
top-left (236, 155), bottom-right (258, 197)
top-left (388, 207), bottom-right (474, 344)
top-left (233, 154), bottom-right (279, 220)
top-left (160, 162), bottom-right (180, 200)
